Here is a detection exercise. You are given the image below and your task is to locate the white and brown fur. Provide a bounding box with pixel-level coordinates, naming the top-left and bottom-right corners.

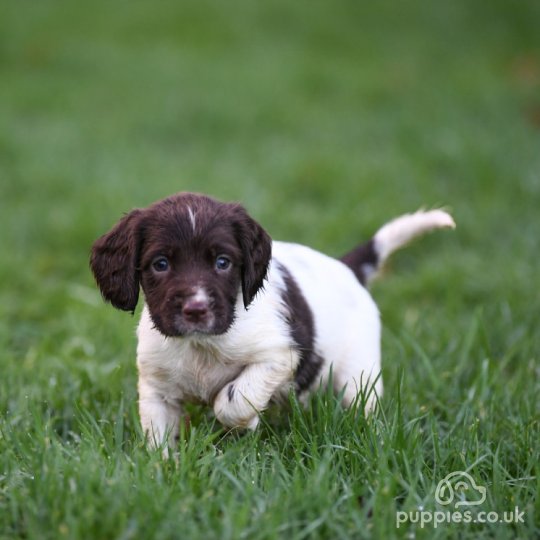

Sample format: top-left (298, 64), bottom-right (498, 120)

top-left (90, 193), bottom-right (455, 447)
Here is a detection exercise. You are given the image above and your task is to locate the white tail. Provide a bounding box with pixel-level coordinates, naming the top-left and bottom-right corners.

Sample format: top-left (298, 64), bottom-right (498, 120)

top-left (374, 209), bottom-right (455, 265)
top-left (340, 208), bottom-right (455, 284)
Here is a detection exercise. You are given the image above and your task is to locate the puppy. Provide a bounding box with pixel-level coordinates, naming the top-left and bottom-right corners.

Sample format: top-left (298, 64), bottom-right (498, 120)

top-left (90, 192), bottom-right (454, 446)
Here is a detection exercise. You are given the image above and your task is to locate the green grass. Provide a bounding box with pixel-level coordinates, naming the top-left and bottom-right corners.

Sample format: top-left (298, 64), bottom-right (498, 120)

top-left (1, 1), bottom-right (539, 538)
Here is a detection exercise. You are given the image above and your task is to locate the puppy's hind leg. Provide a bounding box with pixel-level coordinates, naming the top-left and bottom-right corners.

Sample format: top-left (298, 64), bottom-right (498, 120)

top-left (335, 370), bottom-right (382, 416)
top-left (332, 322), bottom-right (382, 415)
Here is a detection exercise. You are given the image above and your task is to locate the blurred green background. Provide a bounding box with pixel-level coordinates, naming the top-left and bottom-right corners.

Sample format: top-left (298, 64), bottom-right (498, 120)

top-left (1, 1), bottom-right (539, 538)
top-left (2, 0), bottom-right (539, 286)
top-left (2, 0), bottom-right (539, 355)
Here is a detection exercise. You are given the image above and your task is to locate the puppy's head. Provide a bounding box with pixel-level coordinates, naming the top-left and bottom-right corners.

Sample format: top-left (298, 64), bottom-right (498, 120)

top-left (90, 193), bottom-right (272, 337)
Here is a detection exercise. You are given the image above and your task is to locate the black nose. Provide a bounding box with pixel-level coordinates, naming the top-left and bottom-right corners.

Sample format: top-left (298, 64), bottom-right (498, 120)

top-left (182, 299), bottom-right (209, 323)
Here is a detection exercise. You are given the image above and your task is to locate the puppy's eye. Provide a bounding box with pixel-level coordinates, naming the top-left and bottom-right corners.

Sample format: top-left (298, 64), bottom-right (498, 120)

top-left (215, 255), bottom-right (231, 271)
top-left (152, 257), bottom-right (169, 273)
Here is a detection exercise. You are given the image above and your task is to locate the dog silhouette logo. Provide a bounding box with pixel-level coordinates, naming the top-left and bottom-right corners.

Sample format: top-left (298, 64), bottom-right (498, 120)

top-left (435, 471), bottom-right (487, 507)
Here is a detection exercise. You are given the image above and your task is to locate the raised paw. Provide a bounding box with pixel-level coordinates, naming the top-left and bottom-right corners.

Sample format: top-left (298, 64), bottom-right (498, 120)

top-left (213, 382), bottom-right (261, 429)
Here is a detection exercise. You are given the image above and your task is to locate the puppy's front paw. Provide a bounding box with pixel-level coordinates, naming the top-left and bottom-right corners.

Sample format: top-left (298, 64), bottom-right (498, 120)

top-left (245, 415), bottom-right (260, 430)
top-left (213, 383), bottom-right (260, 429)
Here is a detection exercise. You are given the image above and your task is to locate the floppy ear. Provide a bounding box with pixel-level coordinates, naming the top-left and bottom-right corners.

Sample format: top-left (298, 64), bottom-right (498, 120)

top-left (231, 205), bottom-right (272, 308)
top-left (90, 209), bottom-right (144, 313)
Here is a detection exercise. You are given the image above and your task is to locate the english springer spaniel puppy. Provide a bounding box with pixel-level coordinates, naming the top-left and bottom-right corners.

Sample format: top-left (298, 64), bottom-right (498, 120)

top-left (90, 192), bottom-right (454, 447)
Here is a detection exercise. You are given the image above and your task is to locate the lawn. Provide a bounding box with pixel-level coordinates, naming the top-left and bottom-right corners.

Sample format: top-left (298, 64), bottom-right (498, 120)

top-left (1, 1), bottom-right (539, 538)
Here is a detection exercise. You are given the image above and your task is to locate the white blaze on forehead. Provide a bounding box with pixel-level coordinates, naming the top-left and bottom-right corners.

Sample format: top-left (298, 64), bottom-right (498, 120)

top-left (187, 206), bottom-right (196, 232)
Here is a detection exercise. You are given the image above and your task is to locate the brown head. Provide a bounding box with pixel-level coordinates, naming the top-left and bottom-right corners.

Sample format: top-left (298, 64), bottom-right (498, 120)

top-left (90, 193), bottom-right (272, 337)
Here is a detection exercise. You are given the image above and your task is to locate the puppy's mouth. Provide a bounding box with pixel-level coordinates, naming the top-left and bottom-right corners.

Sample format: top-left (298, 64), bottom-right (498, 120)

top-left (172, 313), bottom-right (217, 336)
